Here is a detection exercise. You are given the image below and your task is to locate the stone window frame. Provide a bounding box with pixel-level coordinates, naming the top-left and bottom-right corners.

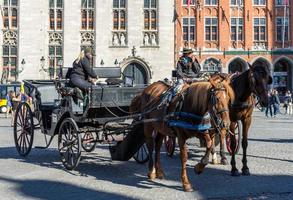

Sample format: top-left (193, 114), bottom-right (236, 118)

top-left (204, 17), bottom-right (218, 41)
top-left (182, 17), bottom-right (196, 42)
top-left (49, 0), bottom-right (64, 31)
top-left (230, 17), bottom-right (244, 41)
top-left (276, 17), bottom-right (290, 42)
top-left (81, 0), bottom-right (95, 30)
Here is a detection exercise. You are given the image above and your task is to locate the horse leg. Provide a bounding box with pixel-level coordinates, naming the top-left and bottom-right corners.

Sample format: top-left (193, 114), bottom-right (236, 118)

top-left (145, 127), bottom-right (156, 180)
top-left (230, 121), bottom-right (240, 176)
top-left (220, 130), bottom-right (228, 165)
top-left (210, 131), bottom-right (219, 165)
top-left (241, 117), bottom-right (251, 176)
top-left (195, 132), bottom-right (212, 174)
top-left (155, 133), bottom-right (165, 179)
top-left (178, 134), bottom-right (193, 192)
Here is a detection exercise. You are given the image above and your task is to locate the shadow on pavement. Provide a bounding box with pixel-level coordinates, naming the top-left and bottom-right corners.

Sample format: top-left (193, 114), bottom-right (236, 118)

top-left (0, 176), bottom-right (137, 200)
top-left (249, 138), bottom-right (293, 144)
top-left (1, 146), bottom-right (293, 199)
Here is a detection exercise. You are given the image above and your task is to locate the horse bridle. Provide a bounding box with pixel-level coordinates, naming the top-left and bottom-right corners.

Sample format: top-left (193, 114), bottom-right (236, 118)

top-left (209, 86), bottom-right (230, 131)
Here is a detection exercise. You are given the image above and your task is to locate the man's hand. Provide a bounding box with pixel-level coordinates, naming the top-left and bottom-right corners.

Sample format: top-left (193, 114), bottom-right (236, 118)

top-left (89, 77), bottom-right (98, 84)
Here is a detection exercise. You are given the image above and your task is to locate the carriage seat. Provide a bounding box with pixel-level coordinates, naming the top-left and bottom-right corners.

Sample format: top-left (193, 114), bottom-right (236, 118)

top-left (35, 85), bottom-right (60, 111)
top-left (61, 67), bottom-right (122, 85)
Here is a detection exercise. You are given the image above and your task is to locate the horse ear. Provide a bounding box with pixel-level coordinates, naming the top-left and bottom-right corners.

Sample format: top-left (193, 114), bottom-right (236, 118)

top-left (268, 75), bottom-right (273, 85)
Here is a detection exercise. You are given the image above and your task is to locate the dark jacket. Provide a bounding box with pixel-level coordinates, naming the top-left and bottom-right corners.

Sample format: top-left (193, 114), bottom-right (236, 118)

top-left (271, 94), bottom-right (280, 105)
top-left (176, 56), bottom-right (201, 79)
top-left (70, 57), bottom-right (97, 80)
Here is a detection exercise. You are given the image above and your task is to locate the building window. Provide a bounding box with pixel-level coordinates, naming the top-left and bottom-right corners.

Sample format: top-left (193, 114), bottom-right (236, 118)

top-left (144, 0), bottom-right (157, 30)
top-left (182, 0), bottom-right (196, 5)
top-left (205, 18), bottom-right (218, 41)
top-left (2, 0), bottom-right (18, 29)
top-left (254, 18), bottom-right (266, 41)
top-left (230, 0), bottom-right (243, 6)
top-left (253, 0), bottom-right (266, 5)
top-left (49, 0), bottom-right (63, 31)
top-left (81, 0), bottom-right (95, 30)
top-left (205, 0), bottom-right (217, 5)
top-left (113, 0), bottom-right (127, 30)
top-left (276, 17), bottom-right (289, 41)
top-left (231, 18), bottom-right (243, 41)
top-left (275, 0), bottom-right (289, 5)
top-left (49, 45), bottom-right (63, 79)
top-left (183, 17), bottom-right (196, 41)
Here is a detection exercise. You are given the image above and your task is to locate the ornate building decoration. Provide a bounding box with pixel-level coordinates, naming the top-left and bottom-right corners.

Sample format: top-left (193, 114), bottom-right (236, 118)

top-left (49, 32), bottom-right (63, 45)
top-left (3, 30), bottom-right (18, 45)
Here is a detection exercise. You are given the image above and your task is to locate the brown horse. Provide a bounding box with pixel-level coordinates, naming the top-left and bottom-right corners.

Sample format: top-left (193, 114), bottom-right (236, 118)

top-left (130, 77), bottom-right (234, 191)
top-left (212, 64), bottom-right (272, 176)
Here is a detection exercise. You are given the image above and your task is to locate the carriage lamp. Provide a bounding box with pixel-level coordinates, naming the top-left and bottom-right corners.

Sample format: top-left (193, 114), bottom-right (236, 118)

top-left (114, 59), bottom-right (118, 65)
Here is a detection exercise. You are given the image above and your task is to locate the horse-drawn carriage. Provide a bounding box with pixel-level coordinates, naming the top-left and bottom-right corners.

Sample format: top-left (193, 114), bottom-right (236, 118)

top-left (13, 67), bottom-right (149, 169)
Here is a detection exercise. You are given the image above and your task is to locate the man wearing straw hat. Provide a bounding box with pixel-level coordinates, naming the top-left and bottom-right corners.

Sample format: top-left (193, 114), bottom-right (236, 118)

top-left (176, 47), bottom-right (201, 82)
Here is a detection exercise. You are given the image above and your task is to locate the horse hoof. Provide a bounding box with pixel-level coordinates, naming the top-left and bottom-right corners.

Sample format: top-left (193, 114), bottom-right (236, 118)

top-left (212, 159), bottom-right (219, 165)
top-left (221, 158), bottom-right (229, 165)
top-left (148, 173), bottom-right (156, 180)
top-left (242, 168), bottom-right (250, 176)
top-left (194, 163), bottom-right (205, 175)
top-left (183, 184), bottom-right (194, 192)
top-left (156, 171), bottom-right (165, 179)
top-left (231, 169), bottom-right (240, 177)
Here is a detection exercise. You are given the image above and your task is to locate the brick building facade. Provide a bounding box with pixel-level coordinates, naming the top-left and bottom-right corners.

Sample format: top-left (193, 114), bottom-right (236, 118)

top-left (175, 0), bottom-right (293, 95)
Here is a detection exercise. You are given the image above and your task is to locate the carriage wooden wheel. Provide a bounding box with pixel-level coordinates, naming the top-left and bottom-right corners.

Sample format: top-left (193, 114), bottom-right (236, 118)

top-left (58, 118), bottom-right (81, 170)
top-left (81, 131), bottom-right (97, 152)
top-left (14, 102), bottom-right (34, 157)
top-left (133, 143), bottom-right (149, 164)
top-left (164, 136), bottom-right (176, 157)
top-left (226, 121), bottom-right (242, 155)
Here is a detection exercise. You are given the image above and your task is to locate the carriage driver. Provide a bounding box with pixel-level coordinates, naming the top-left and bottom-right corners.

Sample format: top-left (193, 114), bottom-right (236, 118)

top-left (176, 47), bottom-right (201, 82)
top-left (69, 47), bottom-right (98, 99)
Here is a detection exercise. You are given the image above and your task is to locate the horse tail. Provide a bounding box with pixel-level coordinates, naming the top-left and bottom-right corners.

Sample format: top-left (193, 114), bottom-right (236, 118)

top-left (130, 93), bottom-right (142, 114)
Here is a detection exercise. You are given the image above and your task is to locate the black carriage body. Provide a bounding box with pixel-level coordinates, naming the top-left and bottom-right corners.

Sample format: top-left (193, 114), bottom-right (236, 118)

top-left (23, 79), bottom-right (145, 135)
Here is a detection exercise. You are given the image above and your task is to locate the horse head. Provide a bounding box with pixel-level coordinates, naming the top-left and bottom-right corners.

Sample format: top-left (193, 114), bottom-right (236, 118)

top-left (209, 75), bottom-right (234, 131)
top-left (248, 63), bottom-right (272, 107)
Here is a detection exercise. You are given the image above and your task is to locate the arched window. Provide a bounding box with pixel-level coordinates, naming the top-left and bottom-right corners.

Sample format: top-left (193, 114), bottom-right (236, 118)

top-left (123, 63), bottom-right (148, 85)
top-left (203, 58), bottom-right (220, 74)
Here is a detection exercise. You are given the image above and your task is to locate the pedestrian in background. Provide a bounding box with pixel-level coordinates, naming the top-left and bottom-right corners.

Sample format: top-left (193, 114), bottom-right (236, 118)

top-left (5, 90), bottom-right (13, 118)
top-left (284, 90), bottom-right (292, 115)
top-left (272, 89), bottom-right (281, 117)
top-left (265, 91), bottom-right (273, 118)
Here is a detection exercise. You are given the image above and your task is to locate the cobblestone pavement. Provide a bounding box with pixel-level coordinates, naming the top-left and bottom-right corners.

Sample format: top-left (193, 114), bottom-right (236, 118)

top-left (0, 110), bottom-right (293, 200)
